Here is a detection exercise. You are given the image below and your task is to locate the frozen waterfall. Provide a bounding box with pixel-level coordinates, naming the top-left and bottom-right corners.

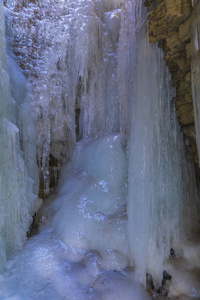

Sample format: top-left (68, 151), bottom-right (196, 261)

top-left (0, 0), bottom-right (200, 299)
top-left (123, 1), bottom-right (199, 286)
top-left (0, 0), bottom-right (40, 271)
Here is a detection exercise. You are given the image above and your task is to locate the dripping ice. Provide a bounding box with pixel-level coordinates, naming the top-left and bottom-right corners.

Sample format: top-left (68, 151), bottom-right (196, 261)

top-left (0, 0), bottom-right (200, 299)
top-left (0, 0), bottom-right (40, 271)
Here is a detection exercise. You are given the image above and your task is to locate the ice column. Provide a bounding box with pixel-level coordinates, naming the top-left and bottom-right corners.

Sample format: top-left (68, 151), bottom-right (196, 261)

top-left (5, 0), bottom-right (124, 196)
top-left (119, 0), bottom-right (199, 287)
top-left (0, 2), bottom-right (39, 270)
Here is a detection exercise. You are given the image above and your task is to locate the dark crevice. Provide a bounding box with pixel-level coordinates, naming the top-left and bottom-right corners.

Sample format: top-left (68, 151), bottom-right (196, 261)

top-left (75, 104), bottom-right (81, 141)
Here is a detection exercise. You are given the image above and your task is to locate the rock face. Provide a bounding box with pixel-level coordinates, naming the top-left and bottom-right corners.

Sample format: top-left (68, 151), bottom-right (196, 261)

top-left (144, 0), bottom-right (199, 168)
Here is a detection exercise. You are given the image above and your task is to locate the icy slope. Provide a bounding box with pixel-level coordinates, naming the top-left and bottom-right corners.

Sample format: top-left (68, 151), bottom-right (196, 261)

top-left (45, 134), bottom-right (129, 265)
top-left (0, 134), bottom-right (151, 300)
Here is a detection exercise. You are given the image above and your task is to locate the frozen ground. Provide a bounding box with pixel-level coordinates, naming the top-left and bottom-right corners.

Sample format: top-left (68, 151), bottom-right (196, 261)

top-left (0, 228), bottom-right (151, 300)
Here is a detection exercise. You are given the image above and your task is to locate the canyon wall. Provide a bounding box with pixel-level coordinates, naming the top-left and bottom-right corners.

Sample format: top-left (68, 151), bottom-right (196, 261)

top-left (144, 0), bottom-right (200, 173)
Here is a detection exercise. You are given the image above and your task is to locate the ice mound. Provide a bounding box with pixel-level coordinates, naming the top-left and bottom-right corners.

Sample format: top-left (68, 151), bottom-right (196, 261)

top-left (164, 255), bottom-right (200, 298)
top-left (50, 134), bottom-right (129, 267)
top-left (182, 241), bottom-right (200, 269)
top-left (94, 270), bottom-right (152, 300)
top-left (72, 134), bottom-right (127, 186)
top-left (0, 228), bottom-right (151, 300)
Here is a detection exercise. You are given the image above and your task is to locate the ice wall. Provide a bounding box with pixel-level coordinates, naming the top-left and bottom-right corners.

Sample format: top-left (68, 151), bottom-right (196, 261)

top-left (0, 2), bottom-right (39, 270)
top-left (5, 0), bottom-right (124, 196)
top-left (49, 134), bottom-right (129, 269)
top-left (2, 0), bottom-right (200, 295)
top-left (119, 0), bottom-right (199, 287)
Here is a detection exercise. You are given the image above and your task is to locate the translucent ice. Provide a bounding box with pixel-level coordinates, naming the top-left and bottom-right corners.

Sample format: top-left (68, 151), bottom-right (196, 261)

top-left (0, 228), bottom-right (151, 300)
top-left (0, 1), bottom-right (39, 270)
top-left (5, 0), bottom-right (124, 195)
top-left (0, 134), bottom-right (151, 300)
top-left (119, 0), bottom-right (200, 288)
top-left (50, 134), bottom-right (129, 263)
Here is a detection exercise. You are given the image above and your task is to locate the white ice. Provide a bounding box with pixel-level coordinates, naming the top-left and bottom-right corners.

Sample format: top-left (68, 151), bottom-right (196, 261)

top-left (1, 0), bottom-right (200, 298)
top-left (0, 134), bottom-right (151, 300)
top-left (0, 1), bottom-right (39, 271)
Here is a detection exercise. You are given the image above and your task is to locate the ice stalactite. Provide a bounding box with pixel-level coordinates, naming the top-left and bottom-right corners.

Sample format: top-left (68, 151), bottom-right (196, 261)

top-left (5, 0), bottom-right (124, 196)
top-left (119, 0), bottom-right (199, 288)
top-left (1, 0), bottom-right (200, 298)
top-left (0, 1), bottom-right (40, 270)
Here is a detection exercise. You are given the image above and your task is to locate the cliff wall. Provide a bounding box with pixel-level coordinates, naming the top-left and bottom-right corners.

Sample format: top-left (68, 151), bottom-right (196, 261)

top-left (144, 0), bottom-right (199, 169)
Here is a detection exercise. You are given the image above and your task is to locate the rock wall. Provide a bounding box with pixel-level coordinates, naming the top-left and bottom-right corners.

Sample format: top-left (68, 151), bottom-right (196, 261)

top-left (144, 0), bottom-right (199, 169)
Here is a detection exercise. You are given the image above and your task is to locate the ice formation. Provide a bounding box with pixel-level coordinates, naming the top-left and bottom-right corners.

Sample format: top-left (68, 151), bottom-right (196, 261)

top-left (51, 134), bottom-right (128, 261)
top-left (119, 1), bottom-right (199, 287)
top-left (0, 1), bottom-right (39, 271)
top-left (0, 134), bottom-right (151, 299)
top-left (0, 0), bottom-right (200, 299)
top-left (0, 227), bottom-right (151, 300)
top-left (5, 0), bottom-right (124, 195)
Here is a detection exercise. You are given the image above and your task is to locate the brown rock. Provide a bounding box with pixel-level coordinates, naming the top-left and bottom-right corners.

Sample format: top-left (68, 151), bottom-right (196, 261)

top-left (145, 0), bottom-right (199, 167)
top-left (179, 18), bottom-right (191, 42)
top-left (183, 124), bottom-right (196, 142)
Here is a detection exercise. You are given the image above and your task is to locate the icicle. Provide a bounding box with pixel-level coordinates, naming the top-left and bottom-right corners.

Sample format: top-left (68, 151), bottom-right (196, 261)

top-left (5, 0), bottom-right (123, 195)
top-left (0, 1), bottom-right (39, 270)
top-left (118, 0), bottom-right (199, 288)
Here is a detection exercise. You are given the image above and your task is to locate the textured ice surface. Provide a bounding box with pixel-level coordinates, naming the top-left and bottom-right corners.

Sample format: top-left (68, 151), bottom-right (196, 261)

top-left (164, 256), bottom-right (200, 298)
top-left (2, 0), bottom-right (200, 297)
top-left (49, 134), bottom-right (129, 262)
top-left (5, 0), bottom-right (124, 194)
top-left (0, 135), bottom-right (151, 300)
top-left (0, 229), bottom-right (151, 300)
top-left (1, 134), bottom-right (199, 299)
top-left (119, 0), bottom-right (200, 288)
top-left (0, 1), bottom-right (39, 271)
